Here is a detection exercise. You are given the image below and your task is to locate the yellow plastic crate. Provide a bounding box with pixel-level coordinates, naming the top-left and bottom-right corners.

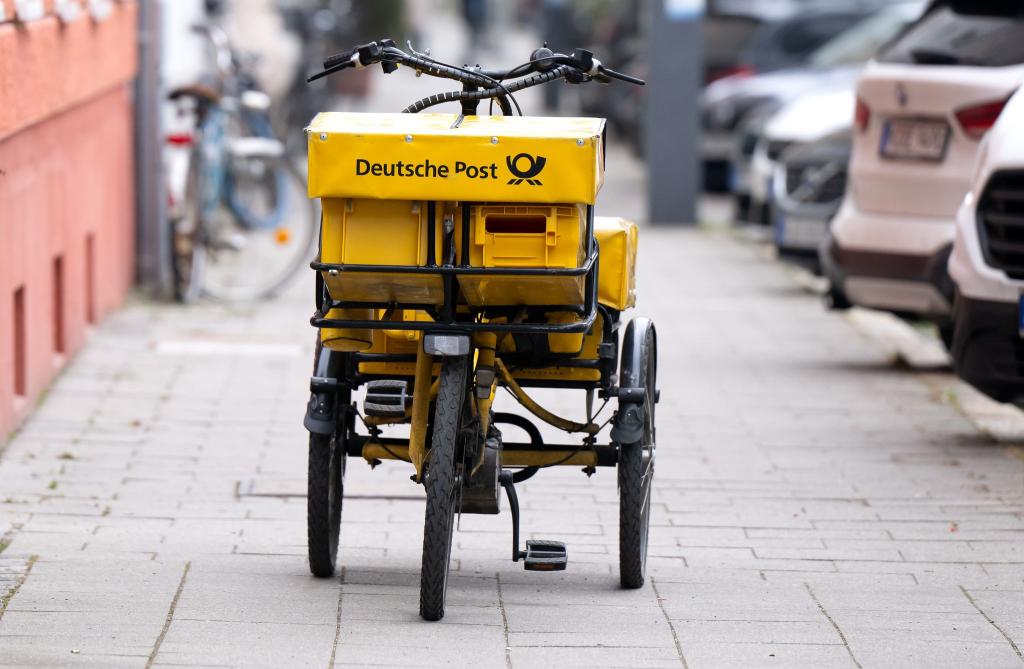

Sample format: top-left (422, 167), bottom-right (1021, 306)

top-left (457, 204), bottom-right (588, 306)
top-left (320, 198), bottom-right (444, 305)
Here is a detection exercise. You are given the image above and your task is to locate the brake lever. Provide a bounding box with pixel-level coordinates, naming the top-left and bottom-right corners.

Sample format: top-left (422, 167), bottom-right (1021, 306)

top-left (307, 60), bottom-right (352, 83)
top-left (599, 66), bottom-right (645, 86)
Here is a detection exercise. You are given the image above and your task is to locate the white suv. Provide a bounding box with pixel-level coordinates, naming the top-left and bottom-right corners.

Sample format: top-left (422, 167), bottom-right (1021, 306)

top-left (822, 1), bottom-right (1024, 329)
top-left (949, 87), bottom-right (1024, 403)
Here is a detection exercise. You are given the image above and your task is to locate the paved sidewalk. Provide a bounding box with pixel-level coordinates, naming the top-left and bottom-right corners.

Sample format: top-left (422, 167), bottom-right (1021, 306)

top-left (3, 8), bottom-right (1024, 666)
top-left (1, 206), bottom-right (1023, 667)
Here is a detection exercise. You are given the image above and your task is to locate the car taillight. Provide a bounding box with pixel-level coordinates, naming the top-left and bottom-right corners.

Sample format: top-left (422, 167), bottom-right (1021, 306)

top-left (165, 133), bottom-right (194, 147)
top-left (955, 98), bottom-right (1009, 140)
top-left (854, 97), bottom-right (870, 133)
top-left (708, 65), bottom-right (756, 84)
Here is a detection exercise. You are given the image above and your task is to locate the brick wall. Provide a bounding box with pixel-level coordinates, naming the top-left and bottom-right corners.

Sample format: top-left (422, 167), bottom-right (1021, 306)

top-left (0, 0), bottom-right (138, 439)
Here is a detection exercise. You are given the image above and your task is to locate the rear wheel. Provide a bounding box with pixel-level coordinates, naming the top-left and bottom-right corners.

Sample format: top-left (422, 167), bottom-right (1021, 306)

top-left (307, 428), bottom-right (345, 578)
top-left (619, 325), bottom-right (656, 589)
top-left (202, 160), bottom-right (317, 301)
top-left (170, 148), bottom-right (207, 303)
top-left (419, 356), bottom-right (469, 621)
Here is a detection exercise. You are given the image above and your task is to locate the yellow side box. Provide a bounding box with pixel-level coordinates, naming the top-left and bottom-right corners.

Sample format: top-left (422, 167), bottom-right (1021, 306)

top-left (307, 112), bottom-right (606, 205)
top-left (594, 216), bottom-right (638, 311)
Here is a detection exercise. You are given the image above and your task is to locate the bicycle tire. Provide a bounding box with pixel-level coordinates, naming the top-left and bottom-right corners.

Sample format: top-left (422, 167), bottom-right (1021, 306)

top-left (619, 325), bottom-right (656, 589)
top-left (170, 147), bottom-right (207, 304)
top-left (419, 356), bottom-right (468, 621)
top-left (307, 429), bottom-right (345, 578)
top-left (201, 159), bottom-right (318, 302)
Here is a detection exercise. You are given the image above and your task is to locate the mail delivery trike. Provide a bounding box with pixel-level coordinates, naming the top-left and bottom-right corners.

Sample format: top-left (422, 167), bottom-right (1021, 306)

top-left (302, 41), bottom-right (657, 620)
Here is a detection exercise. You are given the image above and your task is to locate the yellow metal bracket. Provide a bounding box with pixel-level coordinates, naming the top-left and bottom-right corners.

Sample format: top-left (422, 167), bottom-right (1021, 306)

top-left (494, 358), bottom-right (600, 435)
top-left (473, 333), bottom-right (498, 435)
top-left (408, 343), bottom-right (434, 482)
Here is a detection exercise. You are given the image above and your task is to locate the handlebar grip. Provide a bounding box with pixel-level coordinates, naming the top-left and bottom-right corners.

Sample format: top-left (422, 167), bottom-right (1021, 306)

top-left (323, 49), bottom-right (355, 70)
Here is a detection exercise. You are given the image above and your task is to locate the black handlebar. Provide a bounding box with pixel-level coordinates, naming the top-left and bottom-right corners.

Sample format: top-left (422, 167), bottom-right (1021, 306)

top-left (306, 40), bottom-right (644, 115)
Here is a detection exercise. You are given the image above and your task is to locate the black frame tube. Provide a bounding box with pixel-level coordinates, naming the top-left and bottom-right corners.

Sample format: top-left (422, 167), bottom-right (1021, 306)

top-left (426, 201), bottom-right (436, 267)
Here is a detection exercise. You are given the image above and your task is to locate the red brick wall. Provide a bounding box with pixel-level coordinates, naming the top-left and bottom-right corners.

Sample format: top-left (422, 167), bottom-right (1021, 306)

top-left (0, 1), bottom-right (138, 438)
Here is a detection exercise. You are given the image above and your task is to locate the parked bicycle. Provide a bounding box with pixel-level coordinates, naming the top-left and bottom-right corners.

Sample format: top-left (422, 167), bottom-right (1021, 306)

top-left (166, 23), bottom-right (317, 302)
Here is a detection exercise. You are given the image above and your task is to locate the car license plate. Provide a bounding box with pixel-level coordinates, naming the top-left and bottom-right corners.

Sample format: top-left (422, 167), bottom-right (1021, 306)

top-left (775, 214), bottom-right (828, 251)
top-left (880, 119), bottom-right (950, 161)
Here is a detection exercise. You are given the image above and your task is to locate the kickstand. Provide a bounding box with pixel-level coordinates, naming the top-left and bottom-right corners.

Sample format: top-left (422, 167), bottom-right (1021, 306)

top-left (499, 470), bottom-right (568, 571)
top-left (499, 471), bottom-right (523, 562)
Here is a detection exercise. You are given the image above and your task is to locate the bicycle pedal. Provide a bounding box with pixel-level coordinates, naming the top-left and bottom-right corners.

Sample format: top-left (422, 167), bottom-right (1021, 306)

top-left (364, 379), bottom-right (410, 417)
top-left (523, 540), bottom-right (567, 572)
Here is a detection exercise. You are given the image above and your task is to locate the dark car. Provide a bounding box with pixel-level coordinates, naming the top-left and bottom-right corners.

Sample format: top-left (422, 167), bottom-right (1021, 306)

top-left (700, 0), bottom-right (860, 83)
top-left (702, 2), bottom-right (889, 190)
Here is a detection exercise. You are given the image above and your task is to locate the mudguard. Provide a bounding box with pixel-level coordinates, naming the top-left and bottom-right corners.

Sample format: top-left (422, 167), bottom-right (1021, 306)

top-left (610, 317), bottom-right (657, 445)
top-left (303, 340), bottom-right (349, 435)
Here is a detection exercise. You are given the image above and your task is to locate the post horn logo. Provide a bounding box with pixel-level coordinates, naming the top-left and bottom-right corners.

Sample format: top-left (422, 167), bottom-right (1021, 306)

top-left (506, 153), bottom-right (547, 185)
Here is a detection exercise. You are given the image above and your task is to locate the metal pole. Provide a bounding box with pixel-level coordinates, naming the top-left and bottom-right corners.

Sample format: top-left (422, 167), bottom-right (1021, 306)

top-left (134, 0), bottom-right (171, 297)
top-left (646, 0), bottom-right (703, 224)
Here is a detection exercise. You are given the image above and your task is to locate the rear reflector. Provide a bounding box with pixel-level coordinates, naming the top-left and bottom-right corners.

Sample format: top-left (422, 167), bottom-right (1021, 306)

top-left (166, 133), bottom-right (194, 147)
top-left (854, 97), bottom-right (870, 133)
top-left (955, 98), bottom-right (1009, 140)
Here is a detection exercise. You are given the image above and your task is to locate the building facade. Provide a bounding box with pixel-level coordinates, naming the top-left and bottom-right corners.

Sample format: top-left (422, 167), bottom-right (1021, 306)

top-left (0, 0), bottom-right (139, 438)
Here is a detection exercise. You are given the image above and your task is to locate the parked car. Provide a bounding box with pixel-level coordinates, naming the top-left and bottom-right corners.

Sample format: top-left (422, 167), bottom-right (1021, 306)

top-left (703, 0), bottom-right (830, 84)
top-left (949, 87), bottom-right (1024, 404)
top-left (771, 131), bottom-right (851, 271)
top-left (821, 0), bottom-right (1024, 330)
top-left (727, 1), bottom-right (890, 78)
top-left (707, 1), bottom-right (924, 197)
top-left (741, 87), bottom-right (853, 227)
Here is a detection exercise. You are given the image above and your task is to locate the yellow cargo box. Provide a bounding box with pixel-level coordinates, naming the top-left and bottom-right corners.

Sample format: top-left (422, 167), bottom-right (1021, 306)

top-left (307, 112), bottom-right (606, 205)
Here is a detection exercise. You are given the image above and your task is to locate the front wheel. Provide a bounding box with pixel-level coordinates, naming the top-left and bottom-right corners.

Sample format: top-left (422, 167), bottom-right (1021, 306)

top-left (419, 356), bottom-right (469, 621)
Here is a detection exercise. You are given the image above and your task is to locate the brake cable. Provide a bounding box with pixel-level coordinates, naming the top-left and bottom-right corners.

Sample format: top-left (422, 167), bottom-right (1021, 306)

top-left (383, 48), bottom-right (522, 116)
top-left (403, 65), bottom-right (574, 115)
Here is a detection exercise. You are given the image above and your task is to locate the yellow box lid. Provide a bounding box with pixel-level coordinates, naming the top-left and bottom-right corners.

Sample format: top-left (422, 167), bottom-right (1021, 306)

top-left (307, 112), bottom-right (606, 204)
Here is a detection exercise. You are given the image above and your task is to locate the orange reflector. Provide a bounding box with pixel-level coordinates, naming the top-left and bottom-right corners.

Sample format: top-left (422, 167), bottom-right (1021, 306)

top-left (274, 228), bottom-right (291, 245)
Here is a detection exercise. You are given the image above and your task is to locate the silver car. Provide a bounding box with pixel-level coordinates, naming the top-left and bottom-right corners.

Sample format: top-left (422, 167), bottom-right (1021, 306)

top-left (771, 132), bottom-right (851, 272)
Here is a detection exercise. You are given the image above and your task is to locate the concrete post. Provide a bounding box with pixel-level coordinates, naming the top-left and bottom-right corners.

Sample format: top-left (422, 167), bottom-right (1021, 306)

top-left (646, 0), bottom-right (703, 224)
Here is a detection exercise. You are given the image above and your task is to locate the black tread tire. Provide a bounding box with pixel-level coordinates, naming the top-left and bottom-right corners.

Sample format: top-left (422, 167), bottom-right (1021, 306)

top-left (938, 321), bottom-right (955, 352)
top-left (619, 326), bottom-right (656, 589)
top-left (308, 430), bottom-right (345, 578)
top-left (419, 356), bottom-right (468, 621)
top-left (825, 282), bottom-right (853, 311)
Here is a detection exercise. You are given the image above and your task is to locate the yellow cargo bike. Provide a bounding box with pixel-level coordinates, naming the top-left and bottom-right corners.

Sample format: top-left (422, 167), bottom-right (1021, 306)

top-left (302, 41), bottom-right (656, 620)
